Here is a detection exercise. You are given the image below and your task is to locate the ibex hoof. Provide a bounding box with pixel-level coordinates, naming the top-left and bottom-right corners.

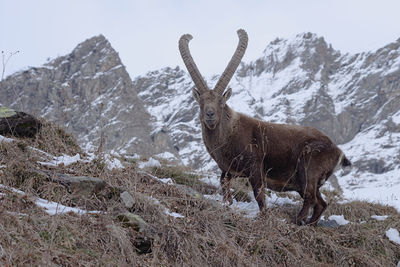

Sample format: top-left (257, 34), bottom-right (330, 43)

top-left (295, 218), bottom-right (306, 226)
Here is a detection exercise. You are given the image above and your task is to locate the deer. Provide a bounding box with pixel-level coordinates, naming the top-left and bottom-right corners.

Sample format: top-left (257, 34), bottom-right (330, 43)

top-left (178, 29), bottom-right (351, 225)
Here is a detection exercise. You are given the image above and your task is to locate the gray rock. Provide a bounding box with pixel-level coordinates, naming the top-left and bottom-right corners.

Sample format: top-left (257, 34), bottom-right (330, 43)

top-left (0, 107), bottom-right (42, 137)
top-left (117, 212), bottom-right (148, 232)
top-left (120, 191), bottom-right (135, 209)
top-left (35, 170), bottom-right (107, 196)
top-left (52, 173), bottom-right (107, 194)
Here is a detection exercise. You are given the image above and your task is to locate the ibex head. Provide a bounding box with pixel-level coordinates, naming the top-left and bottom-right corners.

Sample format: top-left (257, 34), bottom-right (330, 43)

top-left (179, 29), bottom-right (248, 130)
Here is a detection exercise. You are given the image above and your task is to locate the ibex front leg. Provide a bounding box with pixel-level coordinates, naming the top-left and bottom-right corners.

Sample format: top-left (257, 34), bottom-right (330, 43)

top-left (249, 167), bottom-right (266, 212)
top-left (220, 171), bottom-right (233, 205)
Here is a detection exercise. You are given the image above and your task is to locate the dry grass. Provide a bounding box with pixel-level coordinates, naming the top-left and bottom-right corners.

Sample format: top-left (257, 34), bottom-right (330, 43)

top-left (0, 122), bottom-right (400, 266)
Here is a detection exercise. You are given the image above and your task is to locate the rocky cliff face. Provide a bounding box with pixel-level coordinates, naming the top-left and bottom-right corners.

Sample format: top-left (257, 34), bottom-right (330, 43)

top-left (0, 35), bottom-right (175, 157)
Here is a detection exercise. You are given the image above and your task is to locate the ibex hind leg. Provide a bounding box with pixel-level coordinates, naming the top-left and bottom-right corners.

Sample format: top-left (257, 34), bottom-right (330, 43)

top-left (298, 152), bottom-right (334, 225)
top-left (295, 154), bottom-right (317, 225)
top-left (307, 189), bottom-right (327, 225)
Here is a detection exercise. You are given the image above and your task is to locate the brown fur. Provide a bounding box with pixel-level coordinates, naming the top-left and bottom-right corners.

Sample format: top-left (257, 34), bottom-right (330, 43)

top-left (202, 102), bottom-right (349, 225)
top-left (180, 30), bottom-right (351, 225)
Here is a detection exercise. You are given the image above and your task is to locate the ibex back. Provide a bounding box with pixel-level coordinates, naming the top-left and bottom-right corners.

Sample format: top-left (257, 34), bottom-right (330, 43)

top-left (179, 29), bottom-right (351, 225)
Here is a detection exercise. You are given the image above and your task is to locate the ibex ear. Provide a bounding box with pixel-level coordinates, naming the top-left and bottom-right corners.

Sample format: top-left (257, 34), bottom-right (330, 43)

top-left (192, 87), bottom-right (201, 103)
top-left (223, 87), bottom-right (232, 101)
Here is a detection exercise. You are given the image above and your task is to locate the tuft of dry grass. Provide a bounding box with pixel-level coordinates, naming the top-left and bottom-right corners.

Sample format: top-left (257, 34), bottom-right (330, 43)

top-left (0, 120), bottom-right (400, 266)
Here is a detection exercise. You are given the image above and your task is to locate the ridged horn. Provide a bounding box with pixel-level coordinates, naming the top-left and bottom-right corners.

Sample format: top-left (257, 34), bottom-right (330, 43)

top-left (214, 29), bottom-right (248, 94)
top-left (179, 34), bottom-right (209, 93)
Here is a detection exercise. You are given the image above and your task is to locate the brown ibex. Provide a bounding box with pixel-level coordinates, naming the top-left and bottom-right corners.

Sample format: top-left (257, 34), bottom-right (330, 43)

top-left (179, 29), bottom-right (351, 225)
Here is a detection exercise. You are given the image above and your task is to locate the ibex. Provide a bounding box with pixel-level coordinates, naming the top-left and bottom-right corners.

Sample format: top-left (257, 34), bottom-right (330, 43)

top-left (179, 29), bottom-right (351, 225)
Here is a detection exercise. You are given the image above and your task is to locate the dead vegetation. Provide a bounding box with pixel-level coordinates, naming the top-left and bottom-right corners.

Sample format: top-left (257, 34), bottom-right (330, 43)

top-left (0, 122), bottom-right (399, 266)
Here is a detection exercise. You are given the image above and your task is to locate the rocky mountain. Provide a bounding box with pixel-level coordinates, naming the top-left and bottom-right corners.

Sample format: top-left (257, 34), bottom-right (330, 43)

top-left (0, 35), bottom-right (175, 157)
top-left (1, 32), bottom-right (400, 206)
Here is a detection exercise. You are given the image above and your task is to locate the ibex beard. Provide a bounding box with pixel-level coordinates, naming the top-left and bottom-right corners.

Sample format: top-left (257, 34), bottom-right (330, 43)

top-left (179, 29), bottom-right (351, 225)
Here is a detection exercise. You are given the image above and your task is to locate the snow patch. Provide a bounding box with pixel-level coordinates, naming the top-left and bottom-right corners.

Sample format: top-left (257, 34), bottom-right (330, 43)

top-left (38, 154), bottom-right (81, 167)
top-left (205, 190), bottom-right (299, 218)
top-left (157, 178), bottom-right (174, 185)
top-left (139, 157), bottom-right (161, 169)
top-left (103, 154), bottom-right (124, 170)
top-left (328, 215), bottom-right (350, 225)
top-left (155, 151), bottom-right (177, 160)
top-left (385, 228), bottom-right (400, 245)
top-left (0, 135), bottom-right (14, 143)
top-left (392, 110), bottom-right (400, 124)
top-left (35, 197), bottom-right (101, 215)
top-left (0, 184), bottom-right (100, 215)
top-left (149, 196), bottom-right (184, 218)
top-left (371, 215), bottom-right (388, 221)
top-left (199, 175), bottom-right (220, 188)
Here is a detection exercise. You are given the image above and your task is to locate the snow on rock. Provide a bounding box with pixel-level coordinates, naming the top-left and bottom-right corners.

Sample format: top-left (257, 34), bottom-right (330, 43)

top-left (157, 178), bottom-right (174, 185)
top-left (328, 215), bottom-right (350, 225)
top-left (199, 174), bottom-right (221, 188)
top-left (164, 209), bottom-right (185, 218)
top-left (0, 184), bottom-right (100, 215)
top-left (36, 151), bottom-right (124, 171)
top-left (371, 215), bottom-right (389, 221)
top-left (149, 196), bottom-right (184, 218)
top-left (0, 135), bottom-right (14, 143)
top-left (38, 153), bottom-right (81, 167)
top-left (0, 184), bottom-right (25, 194)
top-left (140, 171), bottom-right (174, 185)
top-left (138, 157), bottom-right (161, 169)
top-left (155, 151), bottom-right (177, 160)
top-left (205, 190), bottom-right (299, 218)
top-left (385, 228), bottom-right (400, 245)
top-left (35, 197), bottom-right (101, 216)
top-left (103, 154), bottom-right (124, 170)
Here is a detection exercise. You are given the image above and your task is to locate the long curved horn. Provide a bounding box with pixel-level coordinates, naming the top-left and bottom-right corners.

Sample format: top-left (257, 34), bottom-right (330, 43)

top-left (214, 29), bottom-right (248, 94)
top-left (179, 34), bottom-right (209, 93)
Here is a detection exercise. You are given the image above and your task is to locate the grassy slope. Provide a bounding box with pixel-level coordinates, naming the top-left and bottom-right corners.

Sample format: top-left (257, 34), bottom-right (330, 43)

top-left (0, 122), bottom-right (399, 266)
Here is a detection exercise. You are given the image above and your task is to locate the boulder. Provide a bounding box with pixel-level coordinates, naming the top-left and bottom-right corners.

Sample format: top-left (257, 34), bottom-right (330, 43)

top-left (120, 191), bottom-right (135, 209)
top-left (0, 107), bottom-right (42, 137)
top-left (117, 212), bottom-right (148, 232)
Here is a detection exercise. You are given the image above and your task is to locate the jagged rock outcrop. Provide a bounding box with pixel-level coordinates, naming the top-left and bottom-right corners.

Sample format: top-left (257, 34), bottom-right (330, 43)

top-left (0, 35), bottom-right (175, 157)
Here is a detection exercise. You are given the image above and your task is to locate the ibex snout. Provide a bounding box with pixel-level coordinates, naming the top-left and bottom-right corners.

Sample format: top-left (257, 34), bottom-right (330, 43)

top-left (205, 110), bottom-right (216, 120)
top-left (204, 107), bottom-right (217, 129)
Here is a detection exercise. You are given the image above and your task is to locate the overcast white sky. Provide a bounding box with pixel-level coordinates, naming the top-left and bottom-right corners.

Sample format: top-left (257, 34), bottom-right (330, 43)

top-left (1, 0), bottom-right (400, 79)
